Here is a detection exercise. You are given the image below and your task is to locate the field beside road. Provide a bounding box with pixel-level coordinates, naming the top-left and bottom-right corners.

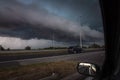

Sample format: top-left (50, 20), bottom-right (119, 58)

top-left (0, 61), bottom-right (77, 80)
top-left (0, 49), bottom-right (67, 56)
top-left (0, 49), bottom-right (68, 62)
top-left (0, 48), bottom-right (104, 62)
top-left (0, 48), bottom-right (103, 56)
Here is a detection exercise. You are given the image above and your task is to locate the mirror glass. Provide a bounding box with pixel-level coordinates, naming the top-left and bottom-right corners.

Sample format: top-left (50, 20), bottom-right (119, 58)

top-left (77, 62), bottom-right (99, 76)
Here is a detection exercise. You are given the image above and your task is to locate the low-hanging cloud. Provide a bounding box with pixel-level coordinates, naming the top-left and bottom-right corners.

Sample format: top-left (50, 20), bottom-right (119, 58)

top-left (0, 0), bottom-right (104, 45)
top-left (0, 36), bottom-right (70, 49)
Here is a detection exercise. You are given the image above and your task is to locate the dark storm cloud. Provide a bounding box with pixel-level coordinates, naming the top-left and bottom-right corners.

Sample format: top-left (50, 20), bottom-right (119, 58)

top-left (0, 0), bottom-right (103, 43)
top-left (36, 0), bottom-right (103, 29)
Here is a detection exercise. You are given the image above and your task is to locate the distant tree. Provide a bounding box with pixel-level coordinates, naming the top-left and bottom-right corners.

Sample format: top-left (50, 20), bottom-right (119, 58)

top-left (44, 47), bottom-right (54, 50)
top-left (38, 48), bottom-right (42, 50)
top-left (7, 48), bottom-right (10, 51)
top-left (82, 46), bottom-right (87, 48)
top-left (25, 46), bottom-right (31, 50)
top-left (89, 43), bottom-right (101, 48)
top-left (101, 45), bottom-right (105, 48)
top-left (76, 45), bottom-right (80, 47)
top-left (0, 45), bottom-right (5, 51)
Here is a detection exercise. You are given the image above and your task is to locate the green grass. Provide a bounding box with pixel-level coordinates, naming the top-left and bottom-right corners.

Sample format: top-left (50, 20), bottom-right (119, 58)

top-left (0, 48), bottom-right (103, 56)
top-left (0, 61), bottom-right (77, 80)
top-left (0, 49), bottom-right (68, 56)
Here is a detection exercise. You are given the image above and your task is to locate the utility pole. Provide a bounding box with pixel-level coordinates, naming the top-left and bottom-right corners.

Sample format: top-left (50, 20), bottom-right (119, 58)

top-left (80, 32), bottom-right (82, 48)
top-left (52, 33), bottom-right (54, 49)
top-left (78, 16), bottom-right (83, 48)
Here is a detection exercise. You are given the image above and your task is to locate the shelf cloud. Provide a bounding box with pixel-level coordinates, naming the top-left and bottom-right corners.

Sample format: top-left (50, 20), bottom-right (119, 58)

top-left (0, 0), bottom-right (104, 49)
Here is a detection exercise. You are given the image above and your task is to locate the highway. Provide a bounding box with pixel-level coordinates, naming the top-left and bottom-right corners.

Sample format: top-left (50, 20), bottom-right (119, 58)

top-left (0, 51), bottom-right (105, 67)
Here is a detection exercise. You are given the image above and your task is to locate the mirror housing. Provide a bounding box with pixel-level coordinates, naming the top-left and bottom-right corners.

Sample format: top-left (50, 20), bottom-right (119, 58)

top-left (77, 62), bottom-right (100, 77)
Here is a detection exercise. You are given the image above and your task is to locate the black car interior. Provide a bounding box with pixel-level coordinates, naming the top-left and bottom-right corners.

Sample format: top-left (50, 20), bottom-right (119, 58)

top-left (100, 0), bottom-right (120, 80)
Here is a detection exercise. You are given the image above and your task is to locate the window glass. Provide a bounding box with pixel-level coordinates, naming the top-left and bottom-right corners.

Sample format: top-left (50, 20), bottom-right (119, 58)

top-left (0, 0), bottom-right (104, 80)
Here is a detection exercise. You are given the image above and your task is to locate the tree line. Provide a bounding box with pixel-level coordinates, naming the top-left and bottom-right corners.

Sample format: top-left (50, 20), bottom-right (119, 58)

top-left (0, 43), bottom-right (104, 51)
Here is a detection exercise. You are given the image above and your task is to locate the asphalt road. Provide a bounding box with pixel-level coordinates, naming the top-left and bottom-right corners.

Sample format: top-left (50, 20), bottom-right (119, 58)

top-left (0, 51), bottom-right (105, 67)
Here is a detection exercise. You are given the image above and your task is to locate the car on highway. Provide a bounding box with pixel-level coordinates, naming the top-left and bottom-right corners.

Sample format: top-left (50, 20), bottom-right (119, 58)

top-left (68, 46), bottom-right (83, 54)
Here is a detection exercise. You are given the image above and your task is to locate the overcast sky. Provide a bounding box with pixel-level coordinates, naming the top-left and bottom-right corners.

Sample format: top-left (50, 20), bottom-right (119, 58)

top-left (0, 0), bottom-right (104, 49)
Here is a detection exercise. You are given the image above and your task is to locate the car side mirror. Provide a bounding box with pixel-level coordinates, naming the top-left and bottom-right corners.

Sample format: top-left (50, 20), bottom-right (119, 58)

top-left (77, 62), bottom-right (100, 77)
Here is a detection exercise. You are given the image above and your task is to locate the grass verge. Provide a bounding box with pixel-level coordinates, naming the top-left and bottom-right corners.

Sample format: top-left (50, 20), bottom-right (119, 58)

top-left (0, 61), bottom-right (77, 80)
top-left (0, 49), bottom-right (68, 56)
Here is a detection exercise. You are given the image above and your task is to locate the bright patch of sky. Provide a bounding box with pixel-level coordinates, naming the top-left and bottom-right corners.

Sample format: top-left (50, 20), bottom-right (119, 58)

top-left (0, 36), bottom-right (70, 49)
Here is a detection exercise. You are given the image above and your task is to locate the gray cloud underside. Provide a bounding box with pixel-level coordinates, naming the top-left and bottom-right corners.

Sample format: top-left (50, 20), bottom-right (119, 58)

top-left (0, 0), bottom-right (104, 43)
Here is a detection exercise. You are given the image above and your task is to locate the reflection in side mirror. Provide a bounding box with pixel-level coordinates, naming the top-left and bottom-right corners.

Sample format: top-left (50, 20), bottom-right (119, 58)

top-left (77, 62), bottom-right (100, 77)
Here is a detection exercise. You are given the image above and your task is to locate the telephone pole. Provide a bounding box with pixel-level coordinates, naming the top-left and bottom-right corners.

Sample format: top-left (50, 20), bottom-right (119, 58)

top-left (80, 32), bottom-right (82, 48)
top-left (52, 33), bottom-right (54, 49)
top-left (78, 16), bottom-right (83, 48)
